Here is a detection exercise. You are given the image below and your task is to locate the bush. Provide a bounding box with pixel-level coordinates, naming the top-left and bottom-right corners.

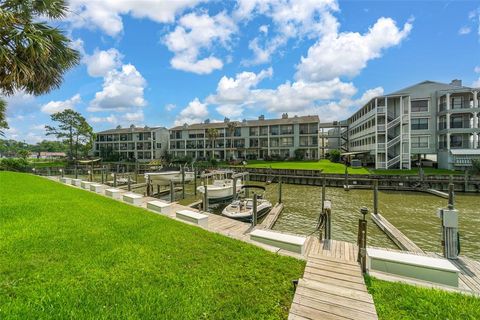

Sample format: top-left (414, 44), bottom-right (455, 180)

top-left (210, 158), bottom-right (218, 167)
top-left (294, 149), bottom-right (306, 161)
top-left (328, 149), bottom-right (341, 163)
top-left (471, 159), bottom-right (480, 175)
top-left (0, 158), bottom-right (29, 172)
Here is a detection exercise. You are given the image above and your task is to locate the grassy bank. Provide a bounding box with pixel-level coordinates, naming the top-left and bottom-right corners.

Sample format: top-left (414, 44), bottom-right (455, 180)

top-left (0, 172), bottom-right (305, 319)
top-left (241, 159), bottom-right (371, 174)
top-left (366, 276), bottom-right (480, 320)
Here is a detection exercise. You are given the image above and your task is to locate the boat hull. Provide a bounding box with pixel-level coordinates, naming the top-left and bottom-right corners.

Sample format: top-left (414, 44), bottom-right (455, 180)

top-left (145, 171), bottom-right (194, 186)
top-left (222, 201), bottom-right (272, 222)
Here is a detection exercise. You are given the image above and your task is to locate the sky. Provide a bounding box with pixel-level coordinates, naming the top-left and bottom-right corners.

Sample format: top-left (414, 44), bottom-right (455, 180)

top-left (3, 0), bottom-right (480, 143)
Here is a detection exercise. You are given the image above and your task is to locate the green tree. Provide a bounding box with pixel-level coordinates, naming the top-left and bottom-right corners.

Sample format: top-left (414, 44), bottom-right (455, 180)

top-left (206, 128), bottom-right (219, 160)
top-left (45, 109), bottom-right (94, 160)
top-left (0, 0), bottom-right (80, 133)
top-left (226, 121), bottom-right (238, 160)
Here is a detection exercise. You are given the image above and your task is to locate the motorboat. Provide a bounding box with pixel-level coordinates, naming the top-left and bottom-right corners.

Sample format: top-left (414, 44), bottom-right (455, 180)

top-left (222, 185), bottom-right (272, 222)
top-left (196, 170), bottom-right (244, 203)
top-left (145, 169), bottom-right (194, 186)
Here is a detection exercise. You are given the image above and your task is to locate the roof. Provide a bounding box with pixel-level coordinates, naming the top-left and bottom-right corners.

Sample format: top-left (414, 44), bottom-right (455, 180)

top-left (169, 115), bottom-right (320, 130)
top-left (96, 126), bottom-right (164, 134)
top-left (388, 80), bottom-right (473, 96)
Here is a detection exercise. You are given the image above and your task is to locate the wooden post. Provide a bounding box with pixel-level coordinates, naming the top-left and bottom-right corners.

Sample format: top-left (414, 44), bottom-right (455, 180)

top-left (61, 168), bottom-right (64, 178)
top-left (157, 185), bottom-right (160, 196)
top-left (373, 179), bottom-right (378, 215)
top-left (194, 167), bottom-right (197, 196)
top-left (113, 173), bottom-right (117, 188)
top-left (47, 167), bottom-right (51, 176)
top-left (321, 177), bottom-right (326, 213)
top-left (252, 193), bottom-right (258, 227)
top-left (170, 180), bottom-right (174, 203)
top-left (464, 170), bottom-right (468, 192)
top-left (135, 162), bottom-right (138, 184)
top-left (232, 176), bottom-right (237, 200)
top-left (278, 176), bottom-right (282, 204)
top-left (74, 164), bottom-right (78, 179)
top-left (146, 176), bottom-right (151, 197)
top-left (203, 178), bottom-right (208, 211)
top-left (181, 166), bottom-right (185, 200)
top-left (101, 167), bottom-right (104, 184)
top-left (448, 183), bottom-right (454, 210)
top-left (344, 166), bottom-right (349, 190)
top-left (127, 175), bottom-right (131, 191)
top-left (91, 162), bottom-right (94, 182)
top-left (357, 207), bottom-right (368, 273)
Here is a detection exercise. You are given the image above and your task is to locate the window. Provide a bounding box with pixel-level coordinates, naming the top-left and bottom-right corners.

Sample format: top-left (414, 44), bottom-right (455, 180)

top-left (411, 118), bottom-right (428, 130)
top-left (270, 125), bottom-right (279, 135)
top-left (156, 143), bottom-right (162, 148)
top-left (411, 100), bottom-right (428, 112)
top-left (249, 127), bottom-right (259, 136)
top-left (411, 136), bottom-right (429, 148)
top-left (280, 137), bottom-right (293, 147)
top-left (280, 125), bottom-right (293, 135)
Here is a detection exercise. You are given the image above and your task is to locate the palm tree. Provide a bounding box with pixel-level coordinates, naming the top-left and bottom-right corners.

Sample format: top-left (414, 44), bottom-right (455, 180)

top-left (0, 99), bottom-right (8, 136)
top-left (206, 128), bottom-right (219, 160)
top-left (0, 0), bottom-right (80, 133)
top-left (226, 121), bottom-right (238, 160)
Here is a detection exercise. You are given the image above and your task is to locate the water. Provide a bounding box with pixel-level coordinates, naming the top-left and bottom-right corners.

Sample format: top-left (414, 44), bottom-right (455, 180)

top-left (268, 184), bottom-right (480, 260)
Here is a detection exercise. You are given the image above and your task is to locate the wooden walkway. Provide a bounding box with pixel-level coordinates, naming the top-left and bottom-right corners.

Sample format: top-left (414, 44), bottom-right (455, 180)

top-left (289, 238), bottom-right (378, 319)
top-left (258, 202), bottom-right (284, 229)
top-left (371, 213), bottom-right (424, 253)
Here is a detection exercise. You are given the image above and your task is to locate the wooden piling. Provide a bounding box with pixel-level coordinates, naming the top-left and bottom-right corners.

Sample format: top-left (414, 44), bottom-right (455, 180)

top-left (194, 167), bottom-right (197, 196)
top-left (127, 175), bottom-right (131, 192)
top-left (278, 176), bottom-right (282, 204)
top-left (181, 166), bottom-right (185, 200)
top-left (170, 180), bottom-right (174, 203)
top-left (448, 183), bottom-right (455, 210)
top-left (373, 179), bottom-right (379, 215)
top-left (321, 177), bottom-right (326, 213)
top-left (252, 193), bottom-right (258, 227)
top-left (113, 173), bottom-right (117, 188)
top-left (203, 178), bottom-right (208, 211)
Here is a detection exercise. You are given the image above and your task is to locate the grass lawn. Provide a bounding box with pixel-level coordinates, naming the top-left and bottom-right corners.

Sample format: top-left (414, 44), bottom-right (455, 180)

top-left (370, 168), bottom-right (464, 176)
top-left (366, 276), bottom-right (480, 320)
top-left (0, 172), bottom-right (305, 319)
top-left (241, 159), bottom-right (371, 174)
top-left (28, 159), bottom-right (67, 168)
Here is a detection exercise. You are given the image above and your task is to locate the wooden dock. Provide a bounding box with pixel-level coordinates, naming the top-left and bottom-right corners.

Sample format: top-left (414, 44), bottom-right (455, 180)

top-left (425, 188), bottom-right (449, 199)
top-left (289, 238), bottom-right (378, 320)
top-left (371, 213), bottom-right (424, 253)
top-left (258, 203), bottom-right (284, 229)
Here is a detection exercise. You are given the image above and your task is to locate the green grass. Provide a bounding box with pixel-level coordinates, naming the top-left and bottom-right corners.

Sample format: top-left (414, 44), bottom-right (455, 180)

top-left (0, 172), bottom-right (305, 319)
top-left (365, 276), bottom-right (480, 320)
top-left (28, 159), bottom-right (67, 168)
top-left (370, 168), bottom-right (464, 175)
top-left (241, 159), bottom-right (371, 174)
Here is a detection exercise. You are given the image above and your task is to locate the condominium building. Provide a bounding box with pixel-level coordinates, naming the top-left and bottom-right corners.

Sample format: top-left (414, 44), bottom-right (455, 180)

top-left (168, 114), bottom-right (320, 160)
top-left (341, 80), bottom-right (479, 170)
top-left (93, 125), bottom-right (169, 162)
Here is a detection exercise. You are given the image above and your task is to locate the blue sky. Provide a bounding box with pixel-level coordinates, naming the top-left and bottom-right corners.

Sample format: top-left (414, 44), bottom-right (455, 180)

top-left (4, 0), bottom-right (480, 143)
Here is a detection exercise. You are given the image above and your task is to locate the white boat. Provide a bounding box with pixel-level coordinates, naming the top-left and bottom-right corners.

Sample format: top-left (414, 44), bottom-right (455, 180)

top-left (196, 171), bottom-right (243, 203)
top-left (222, 186), bottom-right (272, 222)
top-left (145, 170), bottom-right (194, 186)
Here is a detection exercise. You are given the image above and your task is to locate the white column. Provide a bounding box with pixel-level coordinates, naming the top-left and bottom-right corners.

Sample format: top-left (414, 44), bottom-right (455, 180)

top-left (446, 93), bottom-right (451, 110)
top-left (473, 133), bottom-right (478, 149)
top-left (446, 113), bottom-right (450, 130)
top-left (474, 91), bottom-right (478, 109)
top-left (447, 133), bottom-right (451, 150)
top-left (474, 112), bottom-right (479, 129)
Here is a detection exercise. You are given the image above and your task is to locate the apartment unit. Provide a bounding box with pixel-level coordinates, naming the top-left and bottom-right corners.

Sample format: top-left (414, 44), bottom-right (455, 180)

top-left (342, 80), bottom-right (479, 170)
top-left (93, 125), bottom-right (169, 162)
top-left (169, 114), bottom-right (320, 160)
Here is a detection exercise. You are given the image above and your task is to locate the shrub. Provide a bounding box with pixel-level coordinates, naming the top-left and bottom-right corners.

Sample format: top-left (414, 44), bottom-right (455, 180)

top-left (0, 158), bottom-right (29, 172)
top-left (294, 149), bottom-right (306, 161)
top-left (328, 149), bottom-right (341, 163)
top-left (471, 159), bottom-right (480, 175)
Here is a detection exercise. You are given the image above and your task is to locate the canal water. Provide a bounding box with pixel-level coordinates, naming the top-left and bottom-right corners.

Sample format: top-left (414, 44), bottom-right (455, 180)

top-left (265, 184), bottom-right (480, 260)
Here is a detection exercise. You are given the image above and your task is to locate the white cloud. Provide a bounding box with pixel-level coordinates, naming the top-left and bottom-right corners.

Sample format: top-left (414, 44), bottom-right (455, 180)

top-left (164, 11), bottom-right (237, 74)
top-left (475, 66), bottom-right (480, 73)
top-left (89, 64), bottom-right (147, 112)
top-left (174, 98), bottom-right (208, 125)
top-left (90, 114), bottom-right (118, 124)
top-left (90, 110), bottom-right (144, 125)
top-left (2, 91), bottom-right (36, 116)
top-left (83, 48), bottom-right (123, 77)
top-left (68, 0), bottom-right (204, 37)
top-left (41, 94), bottom-right (82, 114)
top-left (165, 104), bottom-right (176, 111)
top-left (235, 0), bottom-right (339, 64)
top-left (296, 17), bottom-right (412, 81)
top-left (458, 26), bottom-right (471, 35)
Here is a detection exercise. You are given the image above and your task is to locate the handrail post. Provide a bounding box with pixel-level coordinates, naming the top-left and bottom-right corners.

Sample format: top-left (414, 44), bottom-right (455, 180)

top-left (357, 207), bottom-right (368, 273)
